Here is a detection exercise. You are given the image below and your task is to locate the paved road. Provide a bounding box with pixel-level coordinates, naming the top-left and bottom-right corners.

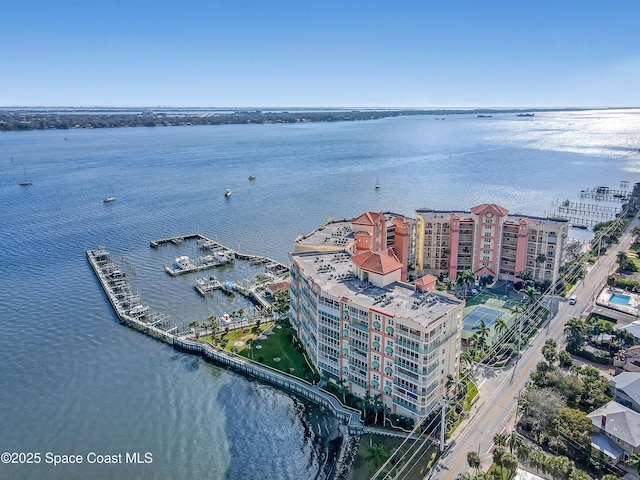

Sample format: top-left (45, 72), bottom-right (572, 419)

top-left (433, 216), bottom-right (638, 480)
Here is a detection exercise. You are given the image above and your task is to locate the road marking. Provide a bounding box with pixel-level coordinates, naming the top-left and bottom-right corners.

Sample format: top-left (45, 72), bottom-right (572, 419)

top-left (444, 449), bottom-right (469, 480)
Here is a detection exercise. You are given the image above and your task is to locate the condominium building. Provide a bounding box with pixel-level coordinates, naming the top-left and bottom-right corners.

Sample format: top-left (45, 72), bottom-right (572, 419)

top-left (289, 248), bottom-right (463, 422)
top-left (415, 203), bottom-right (569, 284)
top-left (293, 211), bottom-right (417, 281)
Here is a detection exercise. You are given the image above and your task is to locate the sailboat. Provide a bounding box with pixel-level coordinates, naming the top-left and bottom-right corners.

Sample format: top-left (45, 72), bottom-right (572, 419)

top-left (19, 167), bottom-right (32, 186)
top-left (375, 177), bottom-right (380, 190)
top-left (103, 187), bottom-right (116, 203)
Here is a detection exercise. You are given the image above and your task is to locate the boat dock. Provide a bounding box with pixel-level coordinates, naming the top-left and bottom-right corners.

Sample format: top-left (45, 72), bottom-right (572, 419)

top-left (151, 233), bottom-right (289, 279)
top-left (193, 276), bottom-right (222, 295)
top-left (86, 247), bottom-right (179, 342)
top-left (579, 186), bottom-right (630, 202)
top-left (86, 245), bottom-right (363, 435)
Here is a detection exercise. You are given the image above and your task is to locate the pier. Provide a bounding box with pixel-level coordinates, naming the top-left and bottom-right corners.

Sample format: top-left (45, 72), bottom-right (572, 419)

top-left (551, 194), bottom-right (624, 230)
top-left (151, 233), bottom-right (290, 280)
top-left (86, 245), bottom-right (363, 434)
top-left (579, 186), bottom-right (630, 202)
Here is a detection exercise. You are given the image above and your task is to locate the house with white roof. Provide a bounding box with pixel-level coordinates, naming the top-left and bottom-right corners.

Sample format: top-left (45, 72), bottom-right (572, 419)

top-left (610, 372), bottom-right (640, 413)
top-left (587, 400), bottom-right (640, 463)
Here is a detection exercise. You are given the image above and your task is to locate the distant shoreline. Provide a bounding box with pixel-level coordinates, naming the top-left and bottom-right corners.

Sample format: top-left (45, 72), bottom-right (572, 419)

top-left (0, 106), bottom-right (628, 132)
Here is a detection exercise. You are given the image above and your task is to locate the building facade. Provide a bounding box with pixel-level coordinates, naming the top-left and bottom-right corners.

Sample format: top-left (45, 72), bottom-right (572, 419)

top-left (289, 248), bottom-right (463, 423)
top-left (416, 203), bottom-right (569, 283)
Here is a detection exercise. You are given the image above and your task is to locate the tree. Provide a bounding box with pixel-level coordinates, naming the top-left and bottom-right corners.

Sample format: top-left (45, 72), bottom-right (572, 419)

top-left (189, 320), bottom-right (199, 338)
top-left (518, 388), bottom-right (564, 442)
top-left (336, 378), bottom-right (349, 404)
top-left (523, 285), bottom-right (540, 305)
top-left (535, 253), bottom-right (548, 281)
top-left (542, 339), bottom-right (558, 366)
top-left (472, 319), bottom-right (491, 350)
top-left (372, 394), bottom-right (385, 425)
top-left (501, 452), bottom-right (519, 477)
top-left (617, 251), bottom-right (629, 270)
top-left (564, 318), bottom-right (586, 352)
top-left (365, 443), bottom-right (388, 468)
top-left (568, 469), bottom-right (592, 479)
top-left (516, 270), bottom-right (534, 287)
top-left (494, 318), bottom-right (508, 341)
top-left (550, 408), bottom-right (593, 458)
top-left (467, 451), bottom-right (481, 472)
top-left (207, 315), bottom-right (219, 344)
top-left (493, 445), bottom-right (507, 476)
top-left (626, 453), bottom-right (640, 475)
top-left (493, 432), bottom-right (508, 448)
top-left (272, 289), bottom-right (290, 319)
top-left (457, 269), bottom-right (475, 297)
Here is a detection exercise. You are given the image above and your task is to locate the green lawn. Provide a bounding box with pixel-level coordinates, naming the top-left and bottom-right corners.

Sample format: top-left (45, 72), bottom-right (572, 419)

top-left (199, 322), bottom-right (315, 382)
top-left (240, 324), bottom-right (315, 382)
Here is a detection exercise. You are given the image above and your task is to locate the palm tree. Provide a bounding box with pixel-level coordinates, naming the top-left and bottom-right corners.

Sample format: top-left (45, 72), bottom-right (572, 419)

top-left (516, 270), bottom-right (534, 287)
top-left (189, 320), bottom-right (199, 338)
top-left (200, 321), bottom-right (209, 339)
top-left (208, 315), bottom-right (219, 344)
top-left (523, 285), bottom-right (540, 306)
top-left (493, 432), bottom-right (508, 448)
top-left (502, 452), bottom-right (519, 477)
top-left (466, 451), bottom-right (481, 472)
top-left (372, 394), bottom-right (385, 425)
top-left (494, 318), bottom-right (508, 341)
top-left (535, 253), bottom-right (547, 281)
top-left (336, 378), bottom-right (349, 404)
top-left (472, 319), bottom-right (490, 350)
top-left (457, 269), bottom-right (475, 297)
top-left (365, 443), bottom-right (388, 468)
top-left (493, 445), bottom-right (507, 476)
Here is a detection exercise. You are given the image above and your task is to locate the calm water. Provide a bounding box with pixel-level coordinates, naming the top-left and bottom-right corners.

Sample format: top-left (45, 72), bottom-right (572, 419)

top-left (1, 109), bottom-right (639, 479)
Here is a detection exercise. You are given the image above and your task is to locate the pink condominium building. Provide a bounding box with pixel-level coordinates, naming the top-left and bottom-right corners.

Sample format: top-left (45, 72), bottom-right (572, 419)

top-left (290, 212), bottom-right (463, 422)
top-left (415, 203), bottom-right (569, 284)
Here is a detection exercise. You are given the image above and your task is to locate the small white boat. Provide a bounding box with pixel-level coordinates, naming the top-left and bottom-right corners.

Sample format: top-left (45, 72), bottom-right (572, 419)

top-left (19, 167), bottom-right (32, 186)
top-left (225, 189), bottom-right (232, 197)
top-left (103, 196), bottom-right (116, 203)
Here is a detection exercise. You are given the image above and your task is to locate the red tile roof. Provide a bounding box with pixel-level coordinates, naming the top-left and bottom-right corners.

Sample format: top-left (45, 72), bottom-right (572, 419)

top-left (352, 211), bottom-right (385, 226)
top-left (470, 203), bottom-right (509, 216)
top-left (351, 249), bottom-right (402, 275)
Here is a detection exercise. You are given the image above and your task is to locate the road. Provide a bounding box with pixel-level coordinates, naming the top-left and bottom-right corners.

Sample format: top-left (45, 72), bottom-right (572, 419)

top-left (433, 216), bottom-right (638, 480)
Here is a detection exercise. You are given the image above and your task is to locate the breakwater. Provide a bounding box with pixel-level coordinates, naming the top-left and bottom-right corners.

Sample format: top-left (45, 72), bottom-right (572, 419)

top-left (86, 246), bottom-right (364, 436)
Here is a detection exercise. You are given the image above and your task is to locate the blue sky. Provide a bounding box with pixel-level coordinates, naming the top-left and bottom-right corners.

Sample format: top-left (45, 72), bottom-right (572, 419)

top-left (2, 1), bottom-right (639, 107)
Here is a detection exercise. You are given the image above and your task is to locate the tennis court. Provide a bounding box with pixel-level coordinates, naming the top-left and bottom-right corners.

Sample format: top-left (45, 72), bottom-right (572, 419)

top-left (463, 305), bottom-right (504, 330)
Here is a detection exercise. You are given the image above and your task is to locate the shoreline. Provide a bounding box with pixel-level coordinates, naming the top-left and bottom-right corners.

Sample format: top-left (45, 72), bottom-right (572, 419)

top-left (86, 243), bottom-right (364, 479)
top-left (0, 106), bottom-right (606, 132)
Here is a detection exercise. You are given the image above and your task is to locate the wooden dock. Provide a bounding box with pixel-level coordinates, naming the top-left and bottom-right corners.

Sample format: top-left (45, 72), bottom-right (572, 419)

top-left (151, 233), bottom-right (290, 279)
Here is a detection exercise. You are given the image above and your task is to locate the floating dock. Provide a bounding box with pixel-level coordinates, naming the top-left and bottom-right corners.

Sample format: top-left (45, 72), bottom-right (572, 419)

top-left (151, 233), bottom-right (289, 279)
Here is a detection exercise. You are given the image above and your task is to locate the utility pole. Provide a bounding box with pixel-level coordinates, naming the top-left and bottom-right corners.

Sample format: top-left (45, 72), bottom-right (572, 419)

top-left (440, 396), bottom-right (447, 452)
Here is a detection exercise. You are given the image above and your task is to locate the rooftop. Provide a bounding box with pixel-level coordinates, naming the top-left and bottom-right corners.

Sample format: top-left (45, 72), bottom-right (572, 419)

top-left (293, 218), bottom-right (354, 248)
top-left (291, 251), bottom-right (462, 328)
top-left (587, 401), bottom-right (640, 448)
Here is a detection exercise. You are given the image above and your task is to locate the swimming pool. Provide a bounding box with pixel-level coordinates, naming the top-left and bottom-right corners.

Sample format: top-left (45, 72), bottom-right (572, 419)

top-left (609, 293), bottom-right (631, 305)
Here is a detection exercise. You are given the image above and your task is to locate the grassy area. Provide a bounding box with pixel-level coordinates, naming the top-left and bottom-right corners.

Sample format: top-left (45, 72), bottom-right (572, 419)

top-left (199, 322), bottom-right (315, 382)
top-left (349, 434), bottom-right (437, 480)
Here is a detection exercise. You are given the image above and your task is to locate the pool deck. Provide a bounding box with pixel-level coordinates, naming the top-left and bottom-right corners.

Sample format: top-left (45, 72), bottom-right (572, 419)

top-left (596, 288), bottom-right (640, 318)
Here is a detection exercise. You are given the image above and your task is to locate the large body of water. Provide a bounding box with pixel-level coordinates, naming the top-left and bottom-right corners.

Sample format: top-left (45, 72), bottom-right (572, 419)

top-left (1, 109), bottom-right (639, 480)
